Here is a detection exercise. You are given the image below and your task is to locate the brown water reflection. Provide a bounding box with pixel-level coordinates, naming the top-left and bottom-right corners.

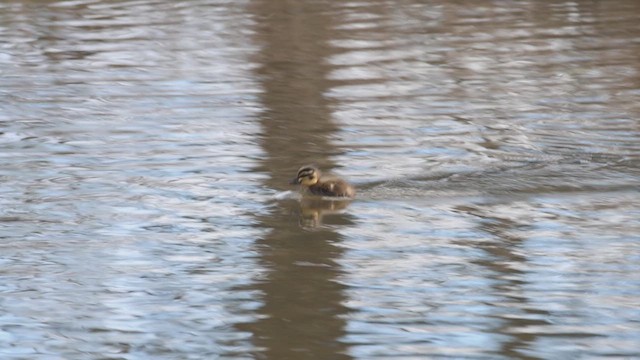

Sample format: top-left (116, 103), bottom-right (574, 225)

top-left (240, 0), bottom-right (352, 359)
top-left (456, 204), bottom-right (551, 359)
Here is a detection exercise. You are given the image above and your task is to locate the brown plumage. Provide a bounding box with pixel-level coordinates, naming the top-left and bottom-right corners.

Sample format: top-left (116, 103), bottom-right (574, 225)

top-left (289, 165), bottom-right (355, 198)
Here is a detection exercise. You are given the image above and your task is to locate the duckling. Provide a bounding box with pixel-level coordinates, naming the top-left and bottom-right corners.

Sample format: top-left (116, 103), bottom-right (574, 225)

top-left (289, 165), bottom-right (355, 198)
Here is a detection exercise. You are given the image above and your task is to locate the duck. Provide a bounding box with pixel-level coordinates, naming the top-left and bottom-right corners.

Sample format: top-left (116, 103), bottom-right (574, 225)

top-left (289, 165), bottom-right (355, 198)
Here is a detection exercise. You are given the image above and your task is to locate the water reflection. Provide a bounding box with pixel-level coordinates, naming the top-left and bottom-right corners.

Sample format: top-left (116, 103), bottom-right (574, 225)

top-left (297, 197), bottom-right (354, 228)
top-left (455, 204), bottom-right (551, 359)
top-left (239, 0), bottom-right (352, 358)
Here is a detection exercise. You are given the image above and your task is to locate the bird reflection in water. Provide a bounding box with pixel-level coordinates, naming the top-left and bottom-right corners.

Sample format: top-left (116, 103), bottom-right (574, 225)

top-left (297, 197), bottom-right (353, 228)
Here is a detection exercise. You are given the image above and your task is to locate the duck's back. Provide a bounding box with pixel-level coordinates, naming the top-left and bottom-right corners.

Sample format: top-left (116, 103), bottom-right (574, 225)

top-left (308, 178), bottom-right (355, 198)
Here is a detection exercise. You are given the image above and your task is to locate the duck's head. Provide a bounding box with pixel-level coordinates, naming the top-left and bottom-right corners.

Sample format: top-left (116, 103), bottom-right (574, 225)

top-left (289, 165), bottom-right (320, 186)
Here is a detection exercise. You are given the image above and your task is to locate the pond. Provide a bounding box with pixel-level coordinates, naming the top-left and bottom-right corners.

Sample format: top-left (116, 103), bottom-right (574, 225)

top-left (1, 0), bottom-right (639, 359)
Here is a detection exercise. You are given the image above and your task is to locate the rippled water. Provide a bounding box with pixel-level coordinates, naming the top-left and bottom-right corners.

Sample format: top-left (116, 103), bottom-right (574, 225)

top-left (1, 0), bottom-right (639, 359)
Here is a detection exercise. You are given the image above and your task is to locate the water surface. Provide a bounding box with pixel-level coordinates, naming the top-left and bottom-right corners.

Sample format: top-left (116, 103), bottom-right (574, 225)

top-left (1, 0), bottom-right (639, 359)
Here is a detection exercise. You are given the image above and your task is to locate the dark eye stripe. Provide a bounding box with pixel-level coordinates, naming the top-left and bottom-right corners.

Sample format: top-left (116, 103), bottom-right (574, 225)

top-left (297, 168), bottom-right (316, 177)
